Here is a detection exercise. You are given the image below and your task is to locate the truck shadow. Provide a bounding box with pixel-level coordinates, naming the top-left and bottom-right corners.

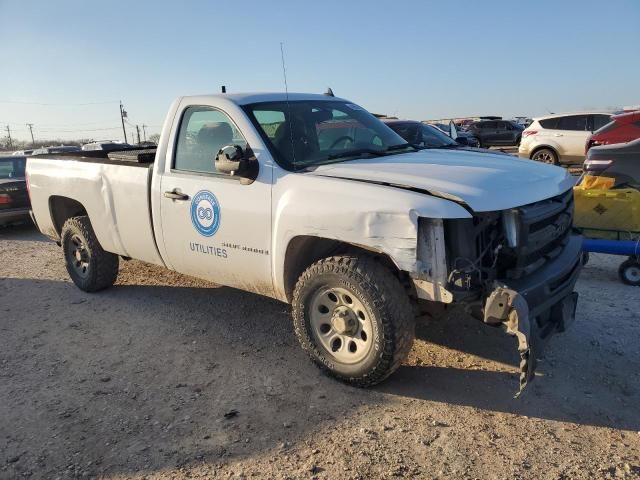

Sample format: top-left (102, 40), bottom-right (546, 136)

top-left (0, 274), bottom-right (637, 478)
top-left (0, 221), bottom-right (49, 242)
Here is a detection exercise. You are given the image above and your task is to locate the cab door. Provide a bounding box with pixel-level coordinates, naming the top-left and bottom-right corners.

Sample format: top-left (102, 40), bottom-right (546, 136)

top-left (158, 105), bottom-right (273, 296)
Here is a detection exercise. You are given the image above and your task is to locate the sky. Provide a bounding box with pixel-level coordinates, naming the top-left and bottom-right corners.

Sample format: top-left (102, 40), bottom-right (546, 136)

top-left (0, 0), bottom-right (639, 143)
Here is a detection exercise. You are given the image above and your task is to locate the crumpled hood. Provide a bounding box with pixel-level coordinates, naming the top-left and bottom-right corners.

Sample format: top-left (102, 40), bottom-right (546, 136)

top-left (308, 149), bottom-right (575, 212)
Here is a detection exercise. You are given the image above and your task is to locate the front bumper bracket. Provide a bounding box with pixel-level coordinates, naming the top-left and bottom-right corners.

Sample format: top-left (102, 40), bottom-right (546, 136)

top-left (484, 287), bottom-right (535, 398)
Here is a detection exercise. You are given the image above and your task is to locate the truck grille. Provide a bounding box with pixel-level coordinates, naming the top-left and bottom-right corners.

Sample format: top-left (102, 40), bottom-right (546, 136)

top-left (499, 188), bottom-right (574, 279)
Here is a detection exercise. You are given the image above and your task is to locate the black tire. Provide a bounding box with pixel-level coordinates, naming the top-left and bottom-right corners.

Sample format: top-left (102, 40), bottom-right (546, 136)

top-left (531, 147), bottom-right (558, 165)
top-left (61, 216), bottom-right (119, 292)
top-left (292, 254), bottom-right (415, 387)
top-left (618, 258), bottom-right (640, 286)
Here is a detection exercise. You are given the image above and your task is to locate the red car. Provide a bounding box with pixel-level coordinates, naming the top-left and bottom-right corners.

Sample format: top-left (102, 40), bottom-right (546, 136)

top-left (585, 111), bottom-right (640, 153)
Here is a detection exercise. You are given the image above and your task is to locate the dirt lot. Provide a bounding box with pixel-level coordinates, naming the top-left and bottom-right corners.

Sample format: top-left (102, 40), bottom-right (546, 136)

top-left (1, 223), bottom-right (639, 480)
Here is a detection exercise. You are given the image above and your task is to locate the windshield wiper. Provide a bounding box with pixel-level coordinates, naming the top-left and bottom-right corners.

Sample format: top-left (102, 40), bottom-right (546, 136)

top-left (326, 148), bottom-right (387, 160)
top-left (424, 143), bottom-right (460, 149)
top-left (384, 143), bottom-right (418, 152)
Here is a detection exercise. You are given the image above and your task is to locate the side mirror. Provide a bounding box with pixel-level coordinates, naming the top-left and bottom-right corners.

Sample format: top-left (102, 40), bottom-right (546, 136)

top-left (215, 144), bottom-right (244, 175)
top-left (448, 121), bottom-right (458, 140)
top-left (215, 144), bottom-right (259, 184)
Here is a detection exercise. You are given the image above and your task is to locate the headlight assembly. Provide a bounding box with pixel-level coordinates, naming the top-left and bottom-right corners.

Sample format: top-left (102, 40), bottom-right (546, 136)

top-left (502, 210), bottom-right (519, 248)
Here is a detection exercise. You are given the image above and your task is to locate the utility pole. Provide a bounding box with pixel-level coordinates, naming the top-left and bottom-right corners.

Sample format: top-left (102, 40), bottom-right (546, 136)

top-left (119, 101), bottom-right (128, 143)
top-left (142, 124), bottom-right (147, 142)
top-left (5, 125), bottom-right (12, 149)
top-left (26, 123), bottom-right (35, 145)
top-left (136, 125), bottom-right (141, 144)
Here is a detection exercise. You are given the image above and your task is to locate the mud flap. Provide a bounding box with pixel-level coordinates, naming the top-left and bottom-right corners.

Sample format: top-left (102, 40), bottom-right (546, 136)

top-left (483, 288), bottom-right (535, 398)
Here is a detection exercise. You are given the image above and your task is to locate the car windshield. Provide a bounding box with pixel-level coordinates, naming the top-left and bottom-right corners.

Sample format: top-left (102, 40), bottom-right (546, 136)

top-left (244, 100), bottom-right (411, 169)
top-left (0, 158), bottom-right (26, 179)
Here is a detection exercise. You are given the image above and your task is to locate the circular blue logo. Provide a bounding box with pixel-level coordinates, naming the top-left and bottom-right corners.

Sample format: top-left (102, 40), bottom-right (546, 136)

top-left (190, 190), bottom-right (221, 237)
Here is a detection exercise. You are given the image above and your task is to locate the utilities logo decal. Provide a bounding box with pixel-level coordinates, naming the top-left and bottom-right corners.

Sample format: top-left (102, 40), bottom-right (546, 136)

top-left (190, 190), bottom-right (221, 237)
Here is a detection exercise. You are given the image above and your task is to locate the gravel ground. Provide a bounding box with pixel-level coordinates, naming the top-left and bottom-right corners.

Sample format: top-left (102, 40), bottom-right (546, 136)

top-left (0, 223), bottom-right (639, 480)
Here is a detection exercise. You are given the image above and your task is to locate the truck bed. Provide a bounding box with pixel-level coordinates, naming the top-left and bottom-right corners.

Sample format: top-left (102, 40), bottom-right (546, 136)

top-left (27, 149), bottom-right (164, 266)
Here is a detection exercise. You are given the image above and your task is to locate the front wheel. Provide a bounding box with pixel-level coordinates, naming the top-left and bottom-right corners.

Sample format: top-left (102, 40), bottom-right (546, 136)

top-left (292, 254), bottom-right (415, 387)
top-left (61, 216), bottom-right (119, 292)
top-left (619, 258), bottom-right (640, 286)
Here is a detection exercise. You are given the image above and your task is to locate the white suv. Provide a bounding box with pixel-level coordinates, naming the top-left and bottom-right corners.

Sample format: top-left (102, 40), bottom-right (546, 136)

top-left (519, 112), bottom-right (612, 165)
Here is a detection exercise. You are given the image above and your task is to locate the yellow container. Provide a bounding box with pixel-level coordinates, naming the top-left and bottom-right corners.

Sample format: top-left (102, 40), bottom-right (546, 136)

top-left (573, 187), bottom-right (640, 240)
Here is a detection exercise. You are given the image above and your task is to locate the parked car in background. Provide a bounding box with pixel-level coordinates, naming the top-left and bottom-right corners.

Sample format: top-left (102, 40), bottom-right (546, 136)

top-left (585, 111), bottom-right (640, 153)
top-left (582, 137), bottom-right (640, 190)
top-left (12, 149), bottom-right (34, 156)
top-left (0, 156), bottom-right (30, 226)
top-left (384, 120), bottom-right (484, 150)
top-left (513, 117), bottom-right (533, 128)
top-left (82, 141), bottom-right (133, 152)
top-left (429, 123), bottom-right (480, 147)
top-left (519, 112), bottom-right (612, 165)
top-left (465, 120), bottom-right (524, 148)
top-left (32, 145), bottom-right (81, 156)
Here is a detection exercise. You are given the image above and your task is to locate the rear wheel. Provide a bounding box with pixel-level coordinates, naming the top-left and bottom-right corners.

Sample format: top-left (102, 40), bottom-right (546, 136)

top-left (61, 216), bottom-right (119, 292)
top-left (619, 258), bottom-right (640, 286)
top-left (532, 148), bottom-right (558, 165)
top-left (292, 254), bottom-right (415, 387)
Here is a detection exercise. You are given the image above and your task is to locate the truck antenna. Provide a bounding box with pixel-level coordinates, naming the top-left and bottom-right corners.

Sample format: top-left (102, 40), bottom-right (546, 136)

top-left (280, 42), bottom-right (296, 165)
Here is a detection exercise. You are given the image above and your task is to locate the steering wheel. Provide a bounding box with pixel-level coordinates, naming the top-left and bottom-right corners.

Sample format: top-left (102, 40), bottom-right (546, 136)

top-left (329, 135), bottom-right (354, 149)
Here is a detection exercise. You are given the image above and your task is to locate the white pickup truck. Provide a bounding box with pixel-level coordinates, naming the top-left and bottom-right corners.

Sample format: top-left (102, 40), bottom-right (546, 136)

top-left (27, 92), bottom-right (583, 395)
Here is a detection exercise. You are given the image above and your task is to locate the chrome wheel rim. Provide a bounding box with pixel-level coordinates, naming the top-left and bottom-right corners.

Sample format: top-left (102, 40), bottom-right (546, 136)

top-left (534, 151), bottom-right (554, 164)
top-left (309, 286), bottom-right (373, 364)
top-left (67, 234), bottom-right (90, 278)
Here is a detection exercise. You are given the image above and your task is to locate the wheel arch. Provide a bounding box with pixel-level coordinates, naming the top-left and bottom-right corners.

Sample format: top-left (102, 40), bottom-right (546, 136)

top-left (48, 196), bottom-right (88, 239)
top-left (281, 235), bottom-right (403, 303)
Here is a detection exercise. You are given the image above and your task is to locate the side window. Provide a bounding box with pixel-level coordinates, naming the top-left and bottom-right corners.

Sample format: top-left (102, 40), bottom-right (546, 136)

top-left (539, 117), bottom-right (559, 129)
top-left (592, 114), bottom-right (612, 131)
top-left (484, 121), bottom-right (497, 129)
top-left (174, 106), bottom-right (247, 174)
top-left (556, 115), bottom-right (589, 131)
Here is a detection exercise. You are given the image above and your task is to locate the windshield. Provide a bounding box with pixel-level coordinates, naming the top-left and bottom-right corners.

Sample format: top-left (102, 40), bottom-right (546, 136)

top-left (244, 100), bottom-right (410, 169)
top-left (0, 158), bottom-right (26, 179)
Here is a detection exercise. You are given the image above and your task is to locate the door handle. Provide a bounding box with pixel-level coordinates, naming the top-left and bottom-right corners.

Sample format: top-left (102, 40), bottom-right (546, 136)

top-left (553, 133), bottom-right (564, 137)
top-left (164, 189), bottom-right (190, 201)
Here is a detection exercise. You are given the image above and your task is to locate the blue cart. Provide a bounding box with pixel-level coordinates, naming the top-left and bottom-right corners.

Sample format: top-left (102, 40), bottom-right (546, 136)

top-left (581, 230), bottom-right (640, 286)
